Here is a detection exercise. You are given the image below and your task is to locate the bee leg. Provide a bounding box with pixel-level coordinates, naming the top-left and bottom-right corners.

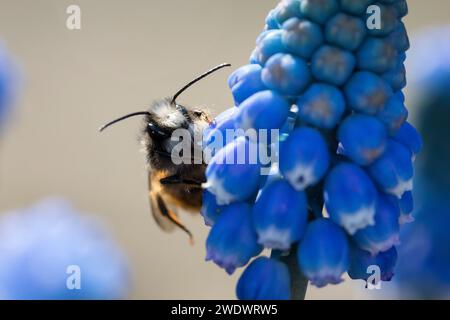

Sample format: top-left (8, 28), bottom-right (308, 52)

top-left (159, 175), bottom-right (203, 188)
top-left (156, 194), bottom-right (194, 245)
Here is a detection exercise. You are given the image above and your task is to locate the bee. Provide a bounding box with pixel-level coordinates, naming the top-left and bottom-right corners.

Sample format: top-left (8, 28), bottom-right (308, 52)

top-left (100, 63), bottom-right (231, 244)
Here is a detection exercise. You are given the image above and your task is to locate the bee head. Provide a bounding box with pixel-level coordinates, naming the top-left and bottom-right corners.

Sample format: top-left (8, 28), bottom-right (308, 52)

top-left (99, 63), bottom-right (229, 137)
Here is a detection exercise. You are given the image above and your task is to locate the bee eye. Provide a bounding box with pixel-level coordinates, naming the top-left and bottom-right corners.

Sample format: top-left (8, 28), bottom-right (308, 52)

top-left (193, 110), bottom-right (204, 117)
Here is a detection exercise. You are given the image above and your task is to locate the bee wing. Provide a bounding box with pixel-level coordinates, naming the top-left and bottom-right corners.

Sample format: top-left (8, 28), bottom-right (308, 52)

top-left (148, 172), bottom-right (194, 243)
top-left (148, 173), bottom-right (176, 232)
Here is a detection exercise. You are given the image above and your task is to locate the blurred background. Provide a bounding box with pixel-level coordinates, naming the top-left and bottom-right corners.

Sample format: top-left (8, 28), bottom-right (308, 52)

top-left (0, 0), bottom-right (450, 299)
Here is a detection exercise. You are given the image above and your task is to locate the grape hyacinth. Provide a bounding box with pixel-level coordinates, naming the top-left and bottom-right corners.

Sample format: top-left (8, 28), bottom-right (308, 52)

top-left (202, 0), bottom-right (418, 299)
top-left (0, 43), bottom-right (20, 132)
top-left (0, 198), bottom-right (130, 299)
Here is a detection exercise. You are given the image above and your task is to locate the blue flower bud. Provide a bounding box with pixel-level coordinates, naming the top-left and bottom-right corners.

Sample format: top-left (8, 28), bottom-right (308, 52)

top-left (203, 107), bottom-right (238, 159)
top-left (366, 3), bottom-right (398, 37)
top-left (338, 114), bottom-right (387, 166)
top-left (279, 127), bottom-right (330, 190)
top-left (345, 71), bottom-right (393, 115)
top-left (0, 45), bottom-right (20, 130)
top-left (201, 190), bottom-right (226, 227)
top-left (252, 179), bottom-right (308, 250)
top-left (382, 61), bottom-right (406, 92)
top-left (368, 139), bottom-right (414, 198)
top-left (324, 163), bottom-right (377, 234)
top-left (388, 22), bottom-right (410, 52)
top-left (377, 92), bottom-right (408, 135)
top-left (298, 219), bottom-right (349, 288)
top-left (300, 0), bottom-right (339, 25)
top-left (282, 18), bottom-right (323, 59)
top-left (262, 53), bottom-right (311, 95)
top-left (297, 83), bottom-right (346, 129)
top-left (265, 9), bottom-right (280, 30)
top-left (353, 194), bottom-right (400, 255)
top-left (348, 244), bottom-right (397, 282)
top-left (256, 30), bottom-right (285, 65)
top-left (393, 121), bottom-right (423, 158)
top-left (393, 0), bottom-right (408, 18)
top-left (311, 45), bottom-right (356, 86)
top-left (205, 136), bottom-right (262, 205)
top-left (206, 202), bottom-right (263, 274)
top-left (398, 191), bottom-right (414, 224)
top-left (228, 65), bottom-right (266, 106)
top-left (325, 13), bottom-right (366, 51)
top-left (357, 37), bottom-right (398, 74)
top-left (275, 0), bottom-right (303, 25)
top-left (236, 257), bottom-right (290, 300)
top-left (234, 90), bottom-right (291, 133)
top-left (340, 0), bottom-right (374, 15)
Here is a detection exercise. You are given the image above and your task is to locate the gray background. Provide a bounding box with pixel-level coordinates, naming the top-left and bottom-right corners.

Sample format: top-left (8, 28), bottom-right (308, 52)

top-left (0, 0), bottom-right (449, 299)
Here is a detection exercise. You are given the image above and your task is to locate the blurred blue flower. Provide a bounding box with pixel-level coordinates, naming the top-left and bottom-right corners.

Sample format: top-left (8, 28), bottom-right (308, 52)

top-left (391, 25), bottom-right (450, 298)
top-left (0, 43), bottom-right (20, 131)
top-left (0, 198), bottom-right (130, 299)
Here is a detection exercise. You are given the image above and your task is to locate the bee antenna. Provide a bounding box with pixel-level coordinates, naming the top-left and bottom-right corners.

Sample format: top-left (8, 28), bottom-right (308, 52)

top-left (99, 111), bottom-right (151, 132)
top-left (171, 63), bottom-right (231, 105)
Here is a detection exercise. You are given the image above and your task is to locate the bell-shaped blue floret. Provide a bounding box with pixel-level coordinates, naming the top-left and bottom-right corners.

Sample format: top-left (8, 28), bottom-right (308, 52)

top-left (201, 190), bottom-right (226, 227)
top-left (236, 257), bottom-right (291, 300)
top-left (325, 13), bottom-right (366, 51)
top-left (324, 163), bottom-right (377, 234)
top-left (345, 71), bottom-right (393, 115)
top-left (206, 202), bottom-right (263, 275)
top-left (300, 0), bottom-right (339, 25)
top-left (282, 17), bottom-right (323, 59)
top-left (357, 37), bottom-right (398, 74)
top-left (311, 45), bottom-right (356, 86)
top-left (298, 218), bottom-right (349, 288)
top-left (228, 65), bottom-right (266, 106)
top-left (338, 114), bottom-right (387, 166)
top-left (234, 90), bottom-right (291, 132)
top-left (368, 139), bottom-right (414, 198)
top-left (353, 194), bottom-right (400, 255)
top-left (340, 0), bottom-right (374, 16)
top-left (393, 121), bottom-right (423, 158)
top-left (279, 127), bottom-right (330, 190)
top-left (203, 107), bottom-right (238, 160)
top-left (252, 179), bottom-right (308, 250)
top-left (297, 83), bottom-right (346, 129)
top-left (205, 136), bottom-right (262, 205)
top-left (262, 53), bottom-right (311, 96)
top-left (348, 243), bottom-right (397, 282)
top-left (377, 92), bottom-right (408, 135)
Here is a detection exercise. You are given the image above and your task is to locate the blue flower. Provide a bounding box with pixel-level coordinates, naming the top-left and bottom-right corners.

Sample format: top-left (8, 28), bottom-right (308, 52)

top-left (262, 53), bottom-right (311, 95)
top-left (353, 194), bottom-right (400, 255)
top-left (205, 136), bottom-right (262, 205)
top-left (368, 139), bottom-right (414, 198)
top-left (202, 0), bottom-right (418, 297)
top-left (338, 114), bottom-right (387, 166)
top-left (206, 202), bottom-right (262, 274)
top-left (296, 83), bottom-right (346, 129)
top-left (237, 257), bottom-right (290, 300)
top-left (0, 198), bottom-right (130, 299)
top-left (252, 179), bottom-right (308, 250)
top-left (345, 71), bottom-right (393, 115)
top-left (279, 127), bottom-right (330, 190)
top-left (0, 43), bottom-right (20, 131)
top-left (324, 163), bottom-right (377, 235)
top-left (311, 45), bottom-right (356, 86)
top-left (298, 219), bottom-right (349, 288)
top-left (228, 65), bottom-right (266, 106)
top-left (348, 244), bottom-right (397, 282)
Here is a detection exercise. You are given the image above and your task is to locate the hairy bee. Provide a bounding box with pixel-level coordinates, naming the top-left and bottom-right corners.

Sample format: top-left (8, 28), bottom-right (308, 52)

top-left (100, 63), bottom-right (230, 244)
